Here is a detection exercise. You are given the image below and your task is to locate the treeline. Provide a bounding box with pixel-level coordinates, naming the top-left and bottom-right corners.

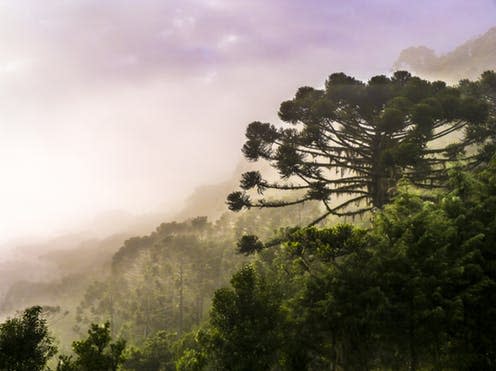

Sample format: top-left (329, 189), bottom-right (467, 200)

top-left (0, 203), bottom-right (322, 370)
top-left (73, 200), bottom-right (320, 342)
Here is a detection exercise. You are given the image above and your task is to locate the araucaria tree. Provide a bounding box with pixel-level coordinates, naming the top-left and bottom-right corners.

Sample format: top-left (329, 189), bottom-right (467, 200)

top-left (228, 71), bottom-right (495, 223)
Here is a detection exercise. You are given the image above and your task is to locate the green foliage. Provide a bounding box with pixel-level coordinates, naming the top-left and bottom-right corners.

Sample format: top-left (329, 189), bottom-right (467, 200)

top-left (76, 204), bottom-right (320, 342)
top-left (76, 218), bottom-right (241, 340)
top-left (176, 349), bottom-right (206, 371)
top-left (189, 159), bottom-right (496, 370)
top-left (228, 71), bottom-right (493, 223)
top-left (3, 160), bottom-right (495, 371)
top-left (123, 330), bottom-right (177, 371)
top-left (6, 141), bottom-right (494, 371)
top-left (199, 265), bottom-right (282, 370)
top-left (237, 235), bottom-right (264, 255)
top-left (0, 306), bottom-right (57, 371)
top-left (58, 322), bottom-right (126, 371)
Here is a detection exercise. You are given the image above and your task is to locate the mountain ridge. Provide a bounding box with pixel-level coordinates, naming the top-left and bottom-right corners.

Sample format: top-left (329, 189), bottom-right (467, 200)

top-left (394, 26), bottom-right (496, 82)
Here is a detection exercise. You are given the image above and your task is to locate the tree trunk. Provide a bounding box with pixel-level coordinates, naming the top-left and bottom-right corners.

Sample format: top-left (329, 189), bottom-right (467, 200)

top-left (178, 260), bottom-right (184, 333)
top-left (409, 302), bottom-right (418, 371)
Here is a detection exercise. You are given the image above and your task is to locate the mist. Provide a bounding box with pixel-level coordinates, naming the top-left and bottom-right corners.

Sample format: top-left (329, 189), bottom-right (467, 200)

top-left (0, 2), bottom-right (495, 369)
top-left (1, 0), bottom-right (495, 244)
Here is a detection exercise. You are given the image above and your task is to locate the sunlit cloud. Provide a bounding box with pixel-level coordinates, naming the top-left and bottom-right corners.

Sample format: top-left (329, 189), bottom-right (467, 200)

top-left (217, 34), bottom-right (240, 50)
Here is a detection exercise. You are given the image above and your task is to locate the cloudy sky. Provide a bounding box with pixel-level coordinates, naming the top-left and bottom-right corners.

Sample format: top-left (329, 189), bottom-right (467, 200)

top-left (0, 0), bottom-right (495, 243)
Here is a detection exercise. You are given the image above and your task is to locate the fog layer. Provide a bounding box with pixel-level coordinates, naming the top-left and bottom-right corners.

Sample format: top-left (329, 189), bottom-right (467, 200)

top-left (1, 0), bottom-right (495, 243)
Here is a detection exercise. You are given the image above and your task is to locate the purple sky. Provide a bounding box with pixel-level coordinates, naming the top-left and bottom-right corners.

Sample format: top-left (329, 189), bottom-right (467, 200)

top-left (0, 0), bottom-right (495, 242)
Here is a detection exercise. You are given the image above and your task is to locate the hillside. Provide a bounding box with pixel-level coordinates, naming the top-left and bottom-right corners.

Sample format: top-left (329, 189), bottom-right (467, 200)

top-left (394, 26), bottom-right (496, 81)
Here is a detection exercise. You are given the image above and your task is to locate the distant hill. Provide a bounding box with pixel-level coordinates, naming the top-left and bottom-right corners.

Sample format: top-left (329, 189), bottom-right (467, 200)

top-left (394, 26), bottom-right (496, 82)
top-left (0, 210), bottom-right (173, 308)
top-left (0, 159), bottom-right (249, 313)
top-left (174, 159), bottom-right (273, 221)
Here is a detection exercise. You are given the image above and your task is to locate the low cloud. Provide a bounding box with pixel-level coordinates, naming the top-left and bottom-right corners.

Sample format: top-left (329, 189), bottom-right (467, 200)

top-left (0, 0), bottom-right (494, 242)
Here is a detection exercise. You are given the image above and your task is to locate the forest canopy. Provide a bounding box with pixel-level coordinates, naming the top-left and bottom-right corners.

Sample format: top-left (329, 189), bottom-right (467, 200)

top-left (185, 157), bottom-right (496, 371)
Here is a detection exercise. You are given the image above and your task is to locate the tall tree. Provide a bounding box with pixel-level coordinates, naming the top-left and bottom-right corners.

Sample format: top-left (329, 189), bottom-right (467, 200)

top-left (200, 265), bottom-right (282, 371)
top-left (227, 71), bottom-right (491, 223)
